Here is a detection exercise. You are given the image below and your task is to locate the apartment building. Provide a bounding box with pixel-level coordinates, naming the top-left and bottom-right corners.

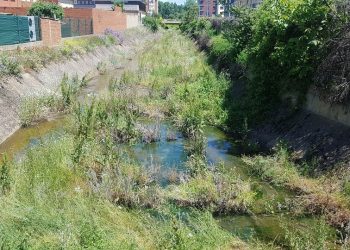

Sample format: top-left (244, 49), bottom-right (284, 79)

top-left (216, 3), bottom-right (224, 16)
top-left (234, 0), bottom-right (262, 8)
top-left (146, 0), bottom-right (157, 15)
top-left (198, 0), bottom-right (216, 17)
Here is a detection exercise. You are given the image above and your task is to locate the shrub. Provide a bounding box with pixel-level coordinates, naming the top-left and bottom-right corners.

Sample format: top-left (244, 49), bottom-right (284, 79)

top-left (0, 56), bottom-right (21, 76)
top-left (104, 28), bottom-right (124, 45)
top-left (181, 1), bottom-right (345, 131)
top-left (19, 94), bottom-right (61, 127)
top-left (111, 0), bottom-right (123, 10)
top-left (28, 1), bottom-right (64, 20)
top-left (143, 15), bottom-right (163, 32)
top-left (238, 0), bottom-right (342, 126)
top-left (0, 156), bottom-right (11, 195)
top-left (209, 35), bottom-right (232, 69)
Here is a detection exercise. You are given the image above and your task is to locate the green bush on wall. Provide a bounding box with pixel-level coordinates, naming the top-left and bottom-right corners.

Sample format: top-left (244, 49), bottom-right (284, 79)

top-left (28, 1), bottom-right (64, 20)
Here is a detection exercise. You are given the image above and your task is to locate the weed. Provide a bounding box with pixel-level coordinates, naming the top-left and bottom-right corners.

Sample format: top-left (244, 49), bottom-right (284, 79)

top-left (0, 155), bottom-right (11, 195)
top-left (281, 217), bottom-right (335, 250)
top-left (19, 94), bottom-right (61, 127)
top-left (97, 61), bottom-right (108, 75)
top-left (0, 55), bottom-right (21, 76)
top-left (0, 34), bottom-right (119, 78)
top-left (137, 123), bottom-right (161, 143)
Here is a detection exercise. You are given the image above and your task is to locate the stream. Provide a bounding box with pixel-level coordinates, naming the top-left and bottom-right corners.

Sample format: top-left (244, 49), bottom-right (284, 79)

top-left (0, 68), bottom-right (339, 248)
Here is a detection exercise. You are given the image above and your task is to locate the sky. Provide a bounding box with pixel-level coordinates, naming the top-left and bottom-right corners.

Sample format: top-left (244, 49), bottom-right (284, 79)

top-left (160, 0), bottom-right (186, 6)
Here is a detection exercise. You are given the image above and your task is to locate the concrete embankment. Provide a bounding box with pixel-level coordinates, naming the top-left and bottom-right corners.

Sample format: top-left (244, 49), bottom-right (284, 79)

top-left (0, 28), bottom-right (157, 144)
top-left (251, 89), bottom-right (350, 171)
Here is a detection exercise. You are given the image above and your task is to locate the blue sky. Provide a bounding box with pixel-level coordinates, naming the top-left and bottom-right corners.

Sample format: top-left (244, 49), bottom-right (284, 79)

top-left (161, 0), bottom-right (186, 6)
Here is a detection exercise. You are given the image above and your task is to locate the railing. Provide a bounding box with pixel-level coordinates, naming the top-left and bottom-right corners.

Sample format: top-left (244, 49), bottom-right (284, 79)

top-left (61, 18), bottom-right (93, 38)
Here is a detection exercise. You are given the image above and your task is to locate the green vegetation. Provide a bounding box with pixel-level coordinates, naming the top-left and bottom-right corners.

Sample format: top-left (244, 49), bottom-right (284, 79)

top-left (143, 15), bottom-right (164, 32)
top-left (180, 0), bottom-right (346, 130)
top-left (138, 31), bottom-right (228, 131)
top-left (28, 1), bottom-right (64, 20)
top-left (0, 135), bottom-right (250, 249)
top-left (281, 218), bottom-right (336, 250)
top-left (1, 26), bottom-right (348, 249)
top-left (0, 31), bottom-right (264, 249)
top-left (111, 0), bottom-right (123, 10)
top-left (243, 145), bottom-right (350, 238)
top-left (0, 30), bottom-right (282, 249)
top-left (158, 1), bottom-right (185, 19)
top-left (19, 74), bottom-right (88, 127)
top-left (0, 35), bottom-right (118, 78)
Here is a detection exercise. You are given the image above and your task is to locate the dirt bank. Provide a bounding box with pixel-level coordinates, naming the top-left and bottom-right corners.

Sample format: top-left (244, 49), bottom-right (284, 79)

top-left (250, 107), bottom-right (350, 172)
top-left (0, 28), bottom-right (157, 144)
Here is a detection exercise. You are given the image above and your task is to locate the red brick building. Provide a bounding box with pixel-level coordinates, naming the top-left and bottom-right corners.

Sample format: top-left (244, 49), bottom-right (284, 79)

top-left (198, 0), bottom-right (216, 17)
top-left (0, 0), bottom-right (58, 8)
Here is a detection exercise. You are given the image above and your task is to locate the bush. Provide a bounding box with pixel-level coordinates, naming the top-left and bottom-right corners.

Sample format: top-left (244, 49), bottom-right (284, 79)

top-left (28, 1), bottom-right (64, 20)
top-left (143, 15), bottom-right (163, 32)
top-left (0, 56), bottom-right (21, 76)
top-left (208, 35), bottom-right (232, 69)
top-left (180, 1), bottom-right (345, 131)
top-left (104, 28), bottom-right (124, 45)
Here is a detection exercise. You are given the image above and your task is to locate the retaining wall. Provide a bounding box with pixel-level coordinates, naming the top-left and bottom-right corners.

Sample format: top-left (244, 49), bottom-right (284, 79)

top-left (306, 90), bottom-right (350, 127)
top-left (0, 28), bottom-right (155, 144)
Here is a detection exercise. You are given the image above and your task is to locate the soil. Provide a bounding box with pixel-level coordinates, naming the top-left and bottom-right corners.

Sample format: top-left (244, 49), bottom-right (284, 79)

top-left (250, 107), bottom-right (350, 172)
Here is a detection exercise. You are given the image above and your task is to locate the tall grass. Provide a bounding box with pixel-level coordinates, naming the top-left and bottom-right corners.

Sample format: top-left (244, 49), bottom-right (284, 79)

top-left (19, 74), bottom-right (87, 127)
top-left (243, 146), bottom-right (350, 238)
top-left (0, 133), bottom-right (250, 249)
top-left (0, 35), bottom-right (118, 78)
top-left (138, 31), bottom-right (229, 133)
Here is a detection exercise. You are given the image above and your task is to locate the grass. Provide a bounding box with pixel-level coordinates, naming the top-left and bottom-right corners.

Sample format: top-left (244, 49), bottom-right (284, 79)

top-left (0, 35), bottom-right (118, 78)
top-left (137, 31), bottom-right (229, 134)
top-left (281, 217), bottom-right (337, 250)
top-left (19, 74), bottom-right (88, 127)
top-left (0, 130), bottom-right (253, 249)
top-left (166, 166), bottom-right (255, 214)
top-left (0, 29), bottom-right (264, 249)
top-left (0, 28), bottom-right (344, 249)
top-left (242, 146), bottom-right (350, 239)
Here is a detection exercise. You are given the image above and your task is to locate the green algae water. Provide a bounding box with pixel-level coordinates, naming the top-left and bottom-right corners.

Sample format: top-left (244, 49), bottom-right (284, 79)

top-left (0, 118), bottom-right (65, 161)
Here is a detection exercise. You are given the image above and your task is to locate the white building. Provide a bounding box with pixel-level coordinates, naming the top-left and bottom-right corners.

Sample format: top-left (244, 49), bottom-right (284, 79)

top-left (216, 3), bottom-right (224, 17)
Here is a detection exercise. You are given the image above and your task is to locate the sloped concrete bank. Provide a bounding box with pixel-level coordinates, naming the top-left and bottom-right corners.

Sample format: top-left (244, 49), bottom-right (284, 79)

top-left (250, 89), bottom-right (350, 171)
top-left (0, 28), bottom-right (157, 144)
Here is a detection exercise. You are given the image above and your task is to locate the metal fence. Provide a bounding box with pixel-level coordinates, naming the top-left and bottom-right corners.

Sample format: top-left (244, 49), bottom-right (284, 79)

top-left (61, 18), bottom-right (93, 38)
top-left (0, 15), bottom-right (41, 46)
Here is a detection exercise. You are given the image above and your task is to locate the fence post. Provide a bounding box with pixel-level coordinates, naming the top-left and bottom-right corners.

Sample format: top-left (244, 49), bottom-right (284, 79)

top-left (16, 16), bottom-right (20, 43)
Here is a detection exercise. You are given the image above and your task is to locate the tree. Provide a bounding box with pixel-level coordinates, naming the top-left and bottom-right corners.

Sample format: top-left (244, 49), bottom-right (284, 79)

top-left (158, 1), bottom-right (185, 19)
top-left (182, 0), bottom-right (198, 23)
top-left (28, 1), bottom-right (64, 20)
top-left (111, 0), bottom-right (123, 11)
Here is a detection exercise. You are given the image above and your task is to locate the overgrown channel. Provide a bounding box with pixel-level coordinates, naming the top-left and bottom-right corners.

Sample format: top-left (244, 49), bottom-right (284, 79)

top-left (0, 30), bottom-right (348, 249)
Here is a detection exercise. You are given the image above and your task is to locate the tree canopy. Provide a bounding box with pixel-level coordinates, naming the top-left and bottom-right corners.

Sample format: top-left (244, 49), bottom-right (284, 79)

top-left (28, 1), bottom-right (64, 20)
top-left (158, 1), bottom-right (185, 19)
